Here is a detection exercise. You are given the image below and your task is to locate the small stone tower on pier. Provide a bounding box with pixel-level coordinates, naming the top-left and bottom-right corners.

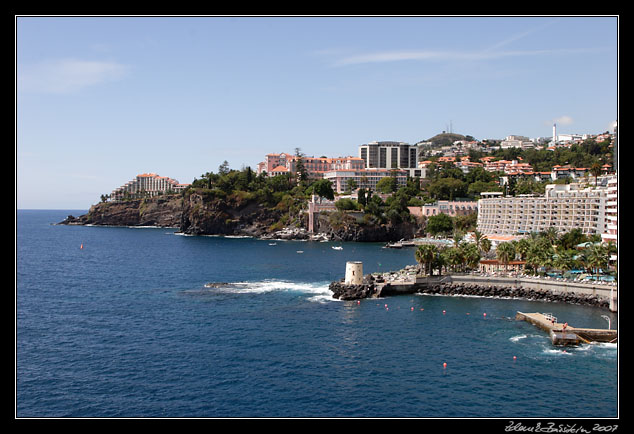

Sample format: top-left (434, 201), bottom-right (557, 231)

top-left (345, 261), bottom-right (363, 285)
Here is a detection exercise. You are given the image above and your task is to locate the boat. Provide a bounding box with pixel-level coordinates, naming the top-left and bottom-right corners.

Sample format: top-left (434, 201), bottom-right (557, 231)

top-left (332, 246), bottom-right (343, 250)
top-left (296, 250), bottom-right (304, 254)
top-left (268, 242), bottom-right (277, 246)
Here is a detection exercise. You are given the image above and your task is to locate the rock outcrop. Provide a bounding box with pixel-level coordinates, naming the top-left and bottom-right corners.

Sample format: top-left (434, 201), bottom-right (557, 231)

top-left (59, 192), bottom-right (420, 242)
top-left (59, 196), bottom-right (183, 227)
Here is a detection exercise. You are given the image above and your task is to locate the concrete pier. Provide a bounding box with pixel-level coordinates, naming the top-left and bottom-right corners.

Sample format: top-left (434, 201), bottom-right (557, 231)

top-left (515, 312), bottom-right (617, 345)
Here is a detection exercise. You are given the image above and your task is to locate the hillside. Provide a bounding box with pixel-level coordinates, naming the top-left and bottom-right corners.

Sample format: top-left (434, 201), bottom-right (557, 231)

top-left (418, 132), bottom-right (471, 147)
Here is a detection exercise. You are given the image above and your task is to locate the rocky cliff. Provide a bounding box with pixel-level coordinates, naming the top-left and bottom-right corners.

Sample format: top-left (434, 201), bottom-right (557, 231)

top-left (61, 196), bottom-right (183, 227)
top-left (178, 190), bottom-right (283, 237)
top-left (60, 192), bottom-right (419, 242)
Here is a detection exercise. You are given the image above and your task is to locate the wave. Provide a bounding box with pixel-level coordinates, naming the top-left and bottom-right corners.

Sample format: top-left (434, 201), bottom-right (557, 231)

top-left (200, 279), bottom-right (337, 303)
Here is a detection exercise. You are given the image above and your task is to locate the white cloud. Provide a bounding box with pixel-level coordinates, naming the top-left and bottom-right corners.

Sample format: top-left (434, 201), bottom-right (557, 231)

top-left (553, 115), bottom-right (574, 126)
top-left (18, 58), bottom-right (128, 94)
top-left (331, 47), bottom-right (606, 67)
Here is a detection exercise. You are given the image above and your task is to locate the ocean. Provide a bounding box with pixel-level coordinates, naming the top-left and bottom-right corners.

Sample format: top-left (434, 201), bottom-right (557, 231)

top-left (16, 210), bottom-right (618, 418)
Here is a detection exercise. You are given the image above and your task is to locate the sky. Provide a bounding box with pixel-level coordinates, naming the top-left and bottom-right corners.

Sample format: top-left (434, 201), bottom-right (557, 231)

top-left (16, 15), bottom-right (618, 209)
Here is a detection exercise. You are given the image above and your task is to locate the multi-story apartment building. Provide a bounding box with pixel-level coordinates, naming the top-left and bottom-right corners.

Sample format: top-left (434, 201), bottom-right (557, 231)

top-left (322, 169), bottom-right (408, 194)
top-left (110, 173), bottom-right (189, 201)
top-left (358, 141), bottom-right (422, 177)
top-left (601, 175), bottom-right (617, 251)
top-left (411, 200), bottom-right (478, 217)
top-left (500, 135), bottom-right (535, 150)
top-left (477, 182), bottom-right (608, 236)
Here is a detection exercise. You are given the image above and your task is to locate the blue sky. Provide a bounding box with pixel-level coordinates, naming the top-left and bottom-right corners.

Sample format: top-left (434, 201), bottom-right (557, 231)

top-left (16, 16), bottom-right (618, 209)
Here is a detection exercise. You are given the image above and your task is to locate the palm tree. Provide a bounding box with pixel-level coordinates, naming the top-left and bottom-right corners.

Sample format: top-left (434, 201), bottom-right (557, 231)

top-left (515, 238), bottom-right (531, 260)
top-left (445, 247), bottom-right (464, 272)
top-left (496, 242), bottom-right (516, 272)
top-left (480, 238), bottom-right (492, 256)
top-left (583, 243), bottom-right (610, 279)
top-left (435, 247), bottom-right (448, 276)
top-left (543, 227), bottom-right (559, 246)
top-left (415, 244), bottom-right (438, 276)
top-left (590, 162), bottom-right (602, 187)
top-left (462, 243), bottom-right (481, 271)
top-left (553, 249), bottom-right (577, 273)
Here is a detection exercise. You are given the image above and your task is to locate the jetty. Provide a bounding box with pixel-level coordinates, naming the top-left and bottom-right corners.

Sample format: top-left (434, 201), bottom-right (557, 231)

top-left (515, 312), bottom-right (617, 346)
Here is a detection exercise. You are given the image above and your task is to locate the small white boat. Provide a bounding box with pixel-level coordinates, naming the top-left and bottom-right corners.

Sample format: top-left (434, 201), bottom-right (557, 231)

top-left (268, 243), bottom-right (277, 246)
top-left (296, 250), bottom-right (304, 254)
top-left (331, 246), bottom-right (343, 250)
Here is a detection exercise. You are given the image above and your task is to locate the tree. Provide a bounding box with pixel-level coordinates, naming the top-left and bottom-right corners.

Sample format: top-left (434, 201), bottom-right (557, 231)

top-left (335, 198), bottom-right (359, 211)
top-left (496, 242), bottom-right (516, 272)
top-left (346, 178), bottom-right (358, 192)
top-left (294, 147), bottom-right (308, 185)
top-left (218, 160), bottom-right (230, 175)
top-left (428, 177), bottom-right (467, 200)
top-left (376, 176), bottom-right (397, 194)
top-left (357, 188), bottom-right (367, 207)
top-left (590, 162), bottom-right (602, 187)
top-left (311, 178), bottom-right (335, 200)
top-left (426, 213), bottom-right (453, 237)
top-left (415, 244), bottom-right (438, 276)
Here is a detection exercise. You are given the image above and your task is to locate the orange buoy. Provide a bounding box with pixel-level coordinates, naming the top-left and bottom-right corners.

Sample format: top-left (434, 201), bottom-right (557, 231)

top-left (443, 362), bottom-right (447, 369)
top-left (80, 243), bottom-right (83, 249)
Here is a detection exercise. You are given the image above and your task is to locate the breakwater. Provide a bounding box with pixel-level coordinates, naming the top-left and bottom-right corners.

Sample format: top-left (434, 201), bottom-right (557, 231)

top-left (329, 273), bottom-right (614, 310)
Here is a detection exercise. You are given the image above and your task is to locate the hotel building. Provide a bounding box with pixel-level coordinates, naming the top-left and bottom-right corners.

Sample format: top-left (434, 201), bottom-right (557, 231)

top-left (323, 169), bottom-right (408, 194)
top-left (111, 173), bottom-right (189, 201)
top-left (257, 153), bottom-right (365, 179)
top-left (358, 141), bottom-right (423, 177)
top-left (477, 182), bottom-right (610, 237)
top-left (601, 175), bottom-right (617, 253)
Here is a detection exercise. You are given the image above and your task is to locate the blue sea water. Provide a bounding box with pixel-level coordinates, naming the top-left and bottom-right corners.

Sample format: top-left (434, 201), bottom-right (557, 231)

top-left (16, 210), bottom-right (618, 418)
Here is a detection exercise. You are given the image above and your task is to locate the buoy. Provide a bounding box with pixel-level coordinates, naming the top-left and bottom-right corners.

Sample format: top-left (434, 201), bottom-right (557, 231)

top-left (442, 310), bottom-right (446, 314)
top-left (385, 304), bottom-right (388, 308)
top-left (411, 307), bottom-right (414, 311)
top-left (357, 300), bottom-right (360, 305)
top-left (513, 356), bottom-right (517, 361)
top-left (483, 312), bottom-right (487, 317)
top-left (443, 362), bottom-right (447, 369)
top-left (80, 243), bottom-right (83, 249)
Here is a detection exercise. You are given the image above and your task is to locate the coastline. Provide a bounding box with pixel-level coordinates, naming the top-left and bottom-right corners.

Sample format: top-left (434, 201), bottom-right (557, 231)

top-left (329, 269), bottom-right (617, 311)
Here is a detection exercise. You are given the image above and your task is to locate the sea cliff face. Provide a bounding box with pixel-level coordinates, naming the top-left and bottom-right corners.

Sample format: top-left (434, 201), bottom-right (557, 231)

top-left (179, 191), bottom-right (283, 237)
top-left (59, 193), bottom-right (419, 242)
top-left (61, 196), bottom-right (183, 227)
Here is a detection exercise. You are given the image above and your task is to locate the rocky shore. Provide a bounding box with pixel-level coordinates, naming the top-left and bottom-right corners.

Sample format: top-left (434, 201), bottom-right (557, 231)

top-left (329, 274), bottom-right (610, 309)
top-left (58, 193), bottom-right (418, 242)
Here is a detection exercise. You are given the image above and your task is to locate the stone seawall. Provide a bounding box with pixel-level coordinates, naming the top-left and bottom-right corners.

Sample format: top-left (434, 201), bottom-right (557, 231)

top-left (329, 274), bottom-right (614, 310)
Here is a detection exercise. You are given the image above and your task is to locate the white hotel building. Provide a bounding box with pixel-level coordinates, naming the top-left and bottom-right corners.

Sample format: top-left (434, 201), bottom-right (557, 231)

top-left (601, 175), bottom-right (618, 258)
top-left (477, 178), bottom-right (615, 237)
top-left (111, 173), bottom-right (189, 201)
